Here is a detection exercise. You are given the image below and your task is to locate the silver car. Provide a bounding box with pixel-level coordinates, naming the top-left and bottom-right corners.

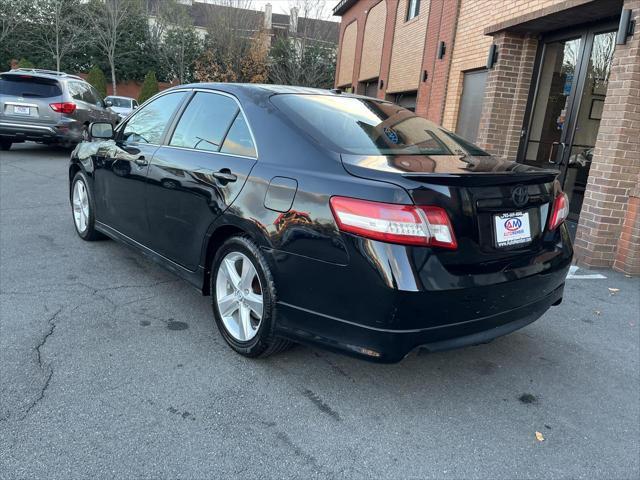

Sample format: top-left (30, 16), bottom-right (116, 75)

top-left (0, 68), bottom-right (120, 150)
top-left (104, 95), bottom-right (138, 121)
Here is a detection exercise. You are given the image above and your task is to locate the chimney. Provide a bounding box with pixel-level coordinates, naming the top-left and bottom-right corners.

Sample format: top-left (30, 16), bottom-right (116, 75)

top-left (289, 6), bottom-right (298, 34)
top-left (264, 3), bottom-right (272, 30)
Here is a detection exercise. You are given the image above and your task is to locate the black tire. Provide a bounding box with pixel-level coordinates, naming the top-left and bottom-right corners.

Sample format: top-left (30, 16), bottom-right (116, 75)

top-left (0, 139), bottom-right (11, 151)
top-left (70, 171), bottom-right (104, 241)
top-left (210, 235), bottom-right (292, 358)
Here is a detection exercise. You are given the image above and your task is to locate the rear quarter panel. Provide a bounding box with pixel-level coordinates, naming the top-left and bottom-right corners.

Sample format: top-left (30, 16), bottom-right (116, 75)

top-left (223, 93), bottom-right (413, 267)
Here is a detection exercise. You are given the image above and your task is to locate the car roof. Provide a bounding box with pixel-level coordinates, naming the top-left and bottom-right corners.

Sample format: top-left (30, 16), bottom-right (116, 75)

top-left (169, 83), bottom-right (390, 104)
top-left (106, 95), bottom-right (135, 100)
top-left (2, 68), bottom-right (84, 82)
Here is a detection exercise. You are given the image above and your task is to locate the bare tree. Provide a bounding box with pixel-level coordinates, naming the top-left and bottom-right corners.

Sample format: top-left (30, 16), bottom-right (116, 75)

top-left (203, 0), bottom-right (260, 75)
top-left (0, 0), bottom-right (31, 46)
top-left (269, 0), bottom-right (337, 88)
top-left (86, 0), bottom-right (136, 95)
top-left (145, 0), bottom-right (201, 84)
top-left (145, 0), bottom-right (183, 49)
top-left (25, 0), bottom-right (88, 72)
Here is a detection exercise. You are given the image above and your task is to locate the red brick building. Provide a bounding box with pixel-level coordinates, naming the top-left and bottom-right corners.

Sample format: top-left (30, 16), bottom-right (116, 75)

top-left (333, 0), bottom-right (640, 274)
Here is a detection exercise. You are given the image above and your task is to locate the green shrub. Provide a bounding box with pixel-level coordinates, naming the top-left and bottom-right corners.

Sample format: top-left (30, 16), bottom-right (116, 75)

top-left (138, 71), bottom-right (159, 104)
top-left (86, 66), bottom-right (107, 98)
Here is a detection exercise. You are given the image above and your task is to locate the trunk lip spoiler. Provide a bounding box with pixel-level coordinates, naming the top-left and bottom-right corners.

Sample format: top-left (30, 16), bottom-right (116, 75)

top-left (400, 171), bottom-right (558, 186)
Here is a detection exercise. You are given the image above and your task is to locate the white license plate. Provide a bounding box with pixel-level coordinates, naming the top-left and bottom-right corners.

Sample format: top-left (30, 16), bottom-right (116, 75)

top-left (494, 211), bottom-right (531, 247)
top-left (13, 106), bottom-right (30, 115)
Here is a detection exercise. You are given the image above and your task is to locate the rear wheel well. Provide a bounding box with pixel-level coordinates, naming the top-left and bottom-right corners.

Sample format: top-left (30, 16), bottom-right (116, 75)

top-left (202, 225), bottom-right (246, 295)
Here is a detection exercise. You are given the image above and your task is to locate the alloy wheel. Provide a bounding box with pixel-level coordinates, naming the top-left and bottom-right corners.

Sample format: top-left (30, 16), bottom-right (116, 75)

top-left (215, 251), bottom-right (264, 342)
top-left (72, 179), bottom-right (90, 234)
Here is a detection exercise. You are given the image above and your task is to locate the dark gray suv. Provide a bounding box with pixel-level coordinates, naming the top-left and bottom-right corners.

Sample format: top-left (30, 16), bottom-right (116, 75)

top-left (0, 68), bottom-right (120, 150)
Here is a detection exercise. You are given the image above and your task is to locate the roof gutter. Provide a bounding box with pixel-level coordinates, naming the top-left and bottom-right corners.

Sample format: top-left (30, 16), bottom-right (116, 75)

top-left (333, 0), bottom-right (358, 16)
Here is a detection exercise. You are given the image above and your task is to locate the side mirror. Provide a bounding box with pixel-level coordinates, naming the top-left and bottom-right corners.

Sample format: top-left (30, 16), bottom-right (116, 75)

top-left (105, 100), bottom-right (113, 108)
top-left (89, 122), bottom-right (113, 140)
top-left (133, 105), bottom-right (138, 109)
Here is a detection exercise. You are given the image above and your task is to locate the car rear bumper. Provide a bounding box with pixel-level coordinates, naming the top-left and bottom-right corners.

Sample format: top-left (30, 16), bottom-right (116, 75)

top-left (276, 281), bottom-right (564, 363)
top-left (0, 120), bottom-right (82, 144)
top-left (269, 223), bottom-right (573, 363)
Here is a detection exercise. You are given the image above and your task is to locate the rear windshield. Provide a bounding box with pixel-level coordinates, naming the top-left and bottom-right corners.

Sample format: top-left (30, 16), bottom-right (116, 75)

top-left (107, 97), bottom-right (132, 108)
top-left (271, 94), bottom-right (490, 156)
top-left (0, 76), bottom-right (62, 98)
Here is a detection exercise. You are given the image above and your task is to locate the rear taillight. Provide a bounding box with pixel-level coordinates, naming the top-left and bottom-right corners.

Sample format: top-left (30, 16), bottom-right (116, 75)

top-left (329, 196), bottom-right (457, 249)
top-left (548, 192), bottom-right (569, 230)
top-left (49, 102), bottom-right (76, 114)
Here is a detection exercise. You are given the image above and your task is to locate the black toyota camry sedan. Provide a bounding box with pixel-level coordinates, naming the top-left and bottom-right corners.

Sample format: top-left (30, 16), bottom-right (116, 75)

top-left (68, 84), bottom-right (573, 363)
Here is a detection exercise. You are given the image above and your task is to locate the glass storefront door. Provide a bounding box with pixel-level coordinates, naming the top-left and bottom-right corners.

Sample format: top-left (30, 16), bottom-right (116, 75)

top-left (521, 24), bottom-right (617, 221)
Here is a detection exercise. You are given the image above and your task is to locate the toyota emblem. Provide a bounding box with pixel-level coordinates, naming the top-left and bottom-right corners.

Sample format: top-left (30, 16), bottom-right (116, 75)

top-left (511, 185), bottom-right (529, 207)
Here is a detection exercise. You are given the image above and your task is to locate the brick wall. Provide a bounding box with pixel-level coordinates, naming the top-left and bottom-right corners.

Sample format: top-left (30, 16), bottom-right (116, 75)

top-left (387, 0), bottom-right (430, 93)
top-left (337, 20), bottom-right (358, 87)
top-left (334, 0), bottom-right (400, 98)
top-left (442, 0), bottom-right (564, 131)
top-left (614, 189), bottom-right (640, 275)
top-left (574, 0), bottom-right (640, 274)
top-left (475, 32), bottom-right (538, 160)
top-left (359, 1), bottom-right (387, 81)
top-left (377, 0), bottom-right (400, 99)
top-left (75, 74), bottom-right (175, 101)
top-left (415, 0), bottom-right (459, 123)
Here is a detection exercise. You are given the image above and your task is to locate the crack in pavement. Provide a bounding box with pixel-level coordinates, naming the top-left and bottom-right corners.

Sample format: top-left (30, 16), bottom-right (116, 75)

top-left (2, 279), bottom-right (177, 423)
top-left (20, 306), bottom-right (63, 420)
top-left (0, 279), bottom-right (179, 298)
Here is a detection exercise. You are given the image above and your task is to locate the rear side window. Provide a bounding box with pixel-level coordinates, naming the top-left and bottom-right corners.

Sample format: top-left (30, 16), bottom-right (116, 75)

top-left (85, 85), bottom-right (102, 106)
top-left (121, 91), bottom-right (187, 145)
top-left (221, 115), bottom-right (256, 157)
top-left (68, 82), bottom-right (85, 101)
top-left (0, 76), bottom-right (62, 98)
top-left (170, 92), bottom-right (240, 153)
top-left (69, 81), bottom-right (93, 103)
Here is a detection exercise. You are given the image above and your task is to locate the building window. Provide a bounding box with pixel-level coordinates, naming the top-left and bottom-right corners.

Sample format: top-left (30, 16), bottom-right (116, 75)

top-left (406, 0), bottom-right (421, 21)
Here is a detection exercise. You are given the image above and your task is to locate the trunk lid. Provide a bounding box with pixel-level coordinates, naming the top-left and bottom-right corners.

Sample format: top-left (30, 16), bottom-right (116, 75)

top-left (0, 73), bottom-right (62, 126)
top-left (341, 153), bottom-right (560, 273)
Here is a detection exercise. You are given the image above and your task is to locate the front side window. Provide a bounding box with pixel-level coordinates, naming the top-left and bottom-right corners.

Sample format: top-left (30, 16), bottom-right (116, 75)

top-left (121, 91), bottom-right (186, 145)
top-left (170, 92), bottom-right (255, 156)
top-left (271, 94), bottom-right (490, 157)
top-left (406, 0), bottom-right (421, 20)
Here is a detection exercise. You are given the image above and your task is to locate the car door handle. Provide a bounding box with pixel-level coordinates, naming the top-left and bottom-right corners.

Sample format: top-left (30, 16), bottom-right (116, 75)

top-left (134, 156), bottom-right (148, 167)
top-left (212, 169), bottom-right (237, 183)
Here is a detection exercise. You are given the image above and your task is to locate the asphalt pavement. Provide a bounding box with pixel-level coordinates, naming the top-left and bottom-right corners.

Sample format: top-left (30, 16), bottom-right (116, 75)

top-left (1, 143), bottom-right (639, 479)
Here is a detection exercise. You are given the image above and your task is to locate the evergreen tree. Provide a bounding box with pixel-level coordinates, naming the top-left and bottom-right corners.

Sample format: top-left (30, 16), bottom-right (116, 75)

top-left (86, 65), bottom-right (108, 97)
top-left (17, 58), bottom-right (35, 69)
top-left (138, 71), bottom-right (159, 104)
